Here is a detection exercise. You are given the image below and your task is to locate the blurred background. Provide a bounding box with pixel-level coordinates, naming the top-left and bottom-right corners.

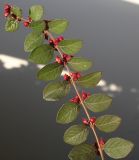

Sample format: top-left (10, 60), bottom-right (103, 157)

top-left (0, 0), bottom-right (139, 159)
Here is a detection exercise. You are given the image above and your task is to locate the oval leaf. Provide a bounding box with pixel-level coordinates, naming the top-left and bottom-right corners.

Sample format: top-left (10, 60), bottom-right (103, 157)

top-left (37, 62), bottom-right (63, 81)
top-left (5, 19), bottom-right (19, 32)
top-left (48, 19), bottom-right (69, 34)
top-left (29, 44), bottom-right (54, 64)
top-left (96, 115), bottom-right (121, 133)
top-left (68, 143), bottom-right (96, 160)
top-left (104, 138), bottom-right (134, 159)
top-left (30, 20), bottom-right (46, 32)
top-left (84, 94), bottom-right (112, 112)
top-left (68, 57), bottom-right (92, 72)
top-left (77, 72), bottom-right (102, 88)
top-left (64, 125), bottom-right (89, 145)
top-left (56, 102), bottom-right (80, 124)
top-left (11, 5), bottom-right (22, 18)
top-left (24, 32), bottom-right (44, 52)
top-left (43, 81), bottom-right (70, 101)
top-left (58, 39), bottom-right (83, 55)
top-left (29, 5), bottom-right (44, 21)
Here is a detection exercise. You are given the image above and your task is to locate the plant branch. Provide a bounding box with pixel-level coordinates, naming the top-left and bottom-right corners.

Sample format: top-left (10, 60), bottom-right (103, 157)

top-left (44, 30), bottom-right (105, 160)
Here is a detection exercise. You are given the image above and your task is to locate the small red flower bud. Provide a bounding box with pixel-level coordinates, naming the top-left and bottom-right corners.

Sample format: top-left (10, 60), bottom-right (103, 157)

top-left (70, 95), bottom-right (80, 104)
top-left (62, 53), bottom-right (67, 59)
top-left (23, 21), bottom-right (30, 27)
top-left (82, 118), bottom-right (89, 125)
top-left (4, 4), bottom-right (11, 10)
top-left (70, 72), bottom-right (79, 81)
top-left (66, 55), bottom-right (72, 62)
top-left (71, 72), bottom-right (81, 81)
top-left (58, 36), bottom-right (64, 41)
top-left (55, 56), bottom-right (63, 64)
top-left (64, 74), bottom-right (70, 81)
top-left (49, 39), bottom-right (53, 44)
top-left (4, 12), bottom-right (9, 17)
top-left (76, 72), bottom-right (81, 78)
top-left (89, 117), bottom-right (96, 124)
top-left (53, 39), bottom-right (59, 46)
top-left (82, 91), bottom-right (88, 100)
top-left (99, 138), bottom-right (105, 147)
top-left (70, 98), bottom-right (75, 103)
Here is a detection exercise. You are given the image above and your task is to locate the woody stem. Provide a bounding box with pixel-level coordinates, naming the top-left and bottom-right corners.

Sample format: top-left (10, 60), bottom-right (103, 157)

top-left (44, 30), bottom-right (105, 160)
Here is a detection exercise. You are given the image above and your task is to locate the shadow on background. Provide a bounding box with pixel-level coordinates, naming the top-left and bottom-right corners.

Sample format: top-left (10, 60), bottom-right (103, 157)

top-left (0, 0), bottom-right (139, 159)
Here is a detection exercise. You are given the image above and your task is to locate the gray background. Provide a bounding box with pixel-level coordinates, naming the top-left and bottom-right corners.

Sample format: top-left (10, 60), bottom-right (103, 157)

top-left (0, 0), bottom-right (138, 159)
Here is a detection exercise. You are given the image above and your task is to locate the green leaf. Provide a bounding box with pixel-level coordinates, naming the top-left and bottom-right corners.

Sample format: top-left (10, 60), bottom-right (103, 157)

top-left (29, 5), bottom-right (44, 21)
top-left (68, 143), bottom-right (96, 160)
top-left (58, 40), bottom-right (83, 55)
top-left (37, 62), bottom-right (63, 81)
top-left (68, 57), bottom-right (92, 72)
top-left (48, 19), bottom-right (69, 34)
top-left (96, 115), bottom-right (121, 133)
top-left (104, 138), bottom-right (134, 159)
top-left (11, 5), bottom-right (22, 18)
top-left (64, 125), bottom-right (89, 145)
top-left (43, 81), bottom-right (70, 101)
top-left (77, 72), bottom-right (102, 88)
top-left (29, 44), bottom-right (54, 64)
top-left (30, 20), bottom-right (46, 32)
top-left (5, 19), bottom-right (19, 32)
top-left (56, 102), bottom-right (80, 124)
top-left (84, 94), bottom-right (112, 112)
top-left (24, 32), bottom-right (44, 52)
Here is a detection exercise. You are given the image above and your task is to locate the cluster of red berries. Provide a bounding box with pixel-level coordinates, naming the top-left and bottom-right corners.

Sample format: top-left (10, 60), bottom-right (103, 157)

top-left (55, 54), bottom-right (73, 66)
top-left (82, 117), bottom-right (96, 126)
top-left (4, 4), bottom-right (11, 17)
top-left (49, 36), bottom-right (64, 47)
top-left (70, 72), bottom-right (81, 81)
top-left (70, 91), bottom-right (91, 104)
top-left (23, 17), bottom-right (32, 27)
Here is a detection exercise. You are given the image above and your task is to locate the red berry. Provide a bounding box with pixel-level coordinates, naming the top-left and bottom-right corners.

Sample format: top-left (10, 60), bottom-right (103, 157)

top-left (66, 55), bottom-right (72, 62)
top-left (4, 4), bottom-right (11, 10)
top-left (4, 12), bottom-right (9, 17)
top-left (64, 74), bottom-right (70, 81)
top-left (53, 39), bottom-right (59, 46)
top-left (82, 91), bottom-right (88, 100)
top-left (55, 56), bottom-right (63, 64)
top-left (76, 72), bottom-right (81, 78)
top-left (89, 117), bottom-right (96, 124)
top-left (70, 95), bottom-right (80, 104)
top-left (62, 53), bottom-right (67, 59)
top-left (73, 98), bottom-right (79, 103)
top-left (70, 98), bottom-right (75, 103)
top-left (82, 118), bottom-right (89, 125)
top-left (99, 138), bottom-right (105, 147)
top-left (23, 21), bottom-right (29, 27)
top-left (70, 72), bottom-right (77, 81)
top-left (58, 36), bottom-right (64, 41)
top-left (49, 39), bottom-right (53, 44)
